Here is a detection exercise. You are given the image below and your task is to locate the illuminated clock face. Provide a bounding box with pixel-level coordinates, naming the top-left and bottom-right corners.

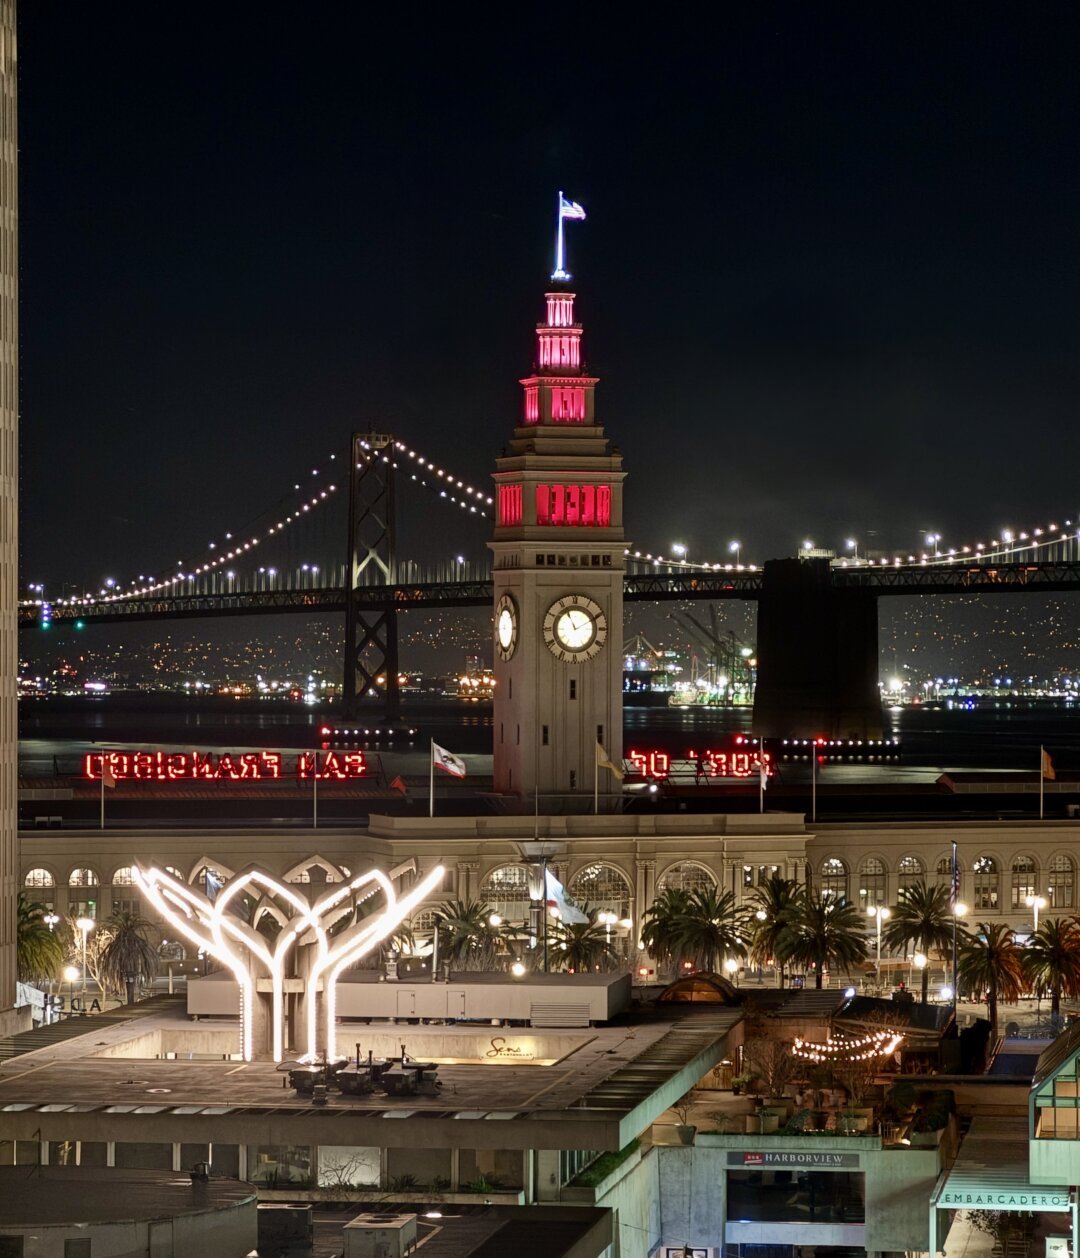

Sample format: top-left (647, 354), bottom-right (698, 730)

top-left (543, 594), bottom-right (607, 663)
top-left (495, 595), bottom-right (518, 660)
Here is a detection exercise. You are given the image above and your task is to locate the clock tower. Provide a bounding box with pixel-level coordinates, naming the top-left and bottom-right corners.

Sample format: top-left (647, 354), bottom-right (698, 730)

top-left (490, 285), bottom-right (626, 808)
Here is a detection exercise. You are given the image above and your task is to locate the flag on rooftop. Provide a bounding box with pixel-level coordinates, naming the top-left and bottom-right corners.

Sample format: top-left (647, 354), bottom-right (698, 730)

top-left (596, 741), bottom-right (624, 781)
top-left (559, 195), bottom-right (586, 220)
top-left (101, 761), bottom-right (116, 789)
top-left (545, 868), bottom-right (589, 925)
top-left (389, 775), bottom-right (408, 795)
top-left (432, 742), bottom-right (466, 779)
top-left (1042, 748), bottom-right (1056, 781)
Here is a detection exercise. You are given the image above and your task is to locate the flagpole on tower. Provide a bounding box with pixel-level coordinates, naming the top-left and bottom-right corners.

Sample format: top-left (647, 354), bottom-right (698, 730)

top-left (554, 189), bottom-right (565, 280)
top-left (429, 740), bottom-right (435, 818)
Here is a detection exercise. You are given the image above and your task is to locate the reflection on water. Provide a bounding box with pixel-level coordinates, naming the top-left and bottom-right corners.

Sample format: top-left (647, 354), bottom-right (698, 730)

top-left (17, 695), bottom-right (1080, 777)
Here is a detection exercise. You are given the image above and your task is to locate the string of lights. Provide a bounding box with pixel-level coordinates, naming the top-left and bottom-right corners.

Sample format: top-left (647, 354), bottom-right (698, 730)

top-left (792, 1029), bottom-right (904, 1063)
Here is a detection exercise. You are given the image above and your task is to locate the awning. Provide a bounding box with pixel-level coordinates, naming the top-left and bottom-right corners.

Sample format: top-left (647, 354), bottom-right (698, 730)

top-left (931, 1118), bottom-right (1071, 1213)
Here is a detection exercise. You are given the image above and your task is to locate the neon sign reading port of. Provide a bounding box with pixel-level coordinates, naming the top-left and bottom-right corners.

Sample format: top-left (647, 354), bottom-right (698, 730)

top-left (627, 749), bottom-right (774, 780)
top-left (83, 750), bottom-right (366, 782)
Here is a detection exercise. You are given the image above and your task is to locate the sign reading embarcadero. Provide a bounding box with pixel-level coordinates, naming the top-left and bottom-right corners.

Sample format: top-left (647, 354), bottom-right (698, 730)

top-left (939, 1188), bottom-right (1070, 1209)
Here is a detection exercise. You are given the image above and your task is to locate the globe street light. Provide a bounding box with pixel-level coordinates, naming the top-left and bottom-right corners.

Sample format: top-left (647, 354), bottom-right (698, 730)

top-left (867, 906), bottom-right (891, 983)
top-left (729, 540), bottom-right (741, 567)
top-left (75, 917), bottom-right (95, 997)
top-left (598, 910), bottom-right (618, 947)
top-left (63, 964), bottom-right (80, 1016)
top-left (1026, 894), bottom-right (1047, 935)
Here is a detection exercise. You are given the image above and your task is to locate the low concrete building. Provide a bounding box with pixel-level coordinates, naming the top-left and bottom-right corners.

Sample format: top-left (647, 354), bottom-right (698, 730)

top-left (0, 1166), bottom-right (257, 1258)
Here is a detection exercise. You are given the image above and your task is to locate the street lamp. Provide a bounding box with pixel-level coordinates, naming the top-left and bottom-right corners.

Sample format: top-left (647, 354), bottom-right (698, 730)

top-left (43, 913), bottom-right (59, 931)
top-left (1026, 894), bottom-right (1047, 935)
top-left (62, 964), bottom-right (80, 1016)
top-left (729, 540), bottom-right (741, 566)
top-left (724, 957), bottom-right (740, 987)
top-left (952, 900), bottom-right (968, 1008)
top-left (925, 533), bottom-right (942, 558)
top-left (867, 906), bottom-right (891, 983)
top-left (845, 538), bottom-right (859, 561)
top-left (598, 910), bottom-right (618, 948)
top-left (75, 916), bottom-right (95, 997)
top-left (671, 543), bottom-right (687, 567)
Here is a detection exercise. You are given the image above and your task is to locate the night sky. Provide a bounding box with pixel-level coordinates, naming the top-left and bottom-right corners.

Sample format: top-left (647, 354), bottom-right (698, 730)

top-left (18, 6), bottom-right (1080, 588)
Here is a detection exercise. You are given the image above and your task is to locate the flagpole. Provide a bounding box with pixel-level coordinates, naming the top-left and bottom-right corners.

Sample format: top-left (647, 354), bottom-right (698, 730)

top-left (313, 754), bottom-right (318, 830)
top-left (759, 754), bottom-right (764, 815)
top-left (1040, 745), bottom-right (1045, 821)
top-left (429, 740), bottom-right (435, 818)
top-left (554, 190), bottom-right (564, 278)
top-left (594, 746), bottom-right (599, 816)
top-left (100, 768), bottom-right (105, 830)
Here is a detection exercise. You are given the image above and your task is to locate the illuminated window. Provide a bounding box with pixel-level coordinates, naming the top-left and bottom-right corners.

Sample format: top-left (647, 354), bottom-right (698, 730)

top-left (1010, 856), bottom-right (1038, 909)
top-left (480, 864), bottom-right (532, 924)
top-left (550, 385), bottom-right (586, 422)
top-left (69, 867), bottom-right (98, 888)
top-left (498, 484), bottom-right (522, 526)
top-left (568, 863), bottom-right (631, 923)
top-left (112, 867), bottom-right (136, 886)
top-left (858, 857), bottom-right (887, 910)
top-left (658, 863), bottom-right (717, 895)
top-left (972, 857), bottom-right (999, 911)
top-left (535, 483), bottom-right (611, 527)
top-left (1050, 855), bottom-right (1074, 909)
top-left (819, 858), bottom-right (848, 901)
top-left (897, 855), bottom-right (924, 893)
top-left (523, 386), bottom-right (539, 423)
top-left (24, 867), bottom-right (55, 888)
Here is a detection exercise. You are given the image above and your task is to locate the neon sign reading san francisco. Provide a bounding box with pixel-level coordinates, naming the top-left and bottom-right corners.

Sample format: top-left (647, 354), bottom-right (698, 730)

top-left (627, 749), bottom-right (773, 780)
top-left (83, 750), bottom-right (366, 782)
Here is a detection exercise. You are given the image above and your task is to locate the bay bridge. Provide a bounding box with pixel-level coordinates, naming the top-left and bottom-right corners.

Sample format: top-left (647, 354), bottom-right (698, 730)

top-left (19, 432), bottom-right (1080, 737)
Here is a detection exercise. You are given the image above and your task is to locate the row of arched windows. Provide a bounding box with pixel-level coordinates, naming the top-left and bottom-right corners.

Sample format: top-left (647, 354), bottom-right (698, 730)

top-left (817, 853), bottom-right (1076, 910)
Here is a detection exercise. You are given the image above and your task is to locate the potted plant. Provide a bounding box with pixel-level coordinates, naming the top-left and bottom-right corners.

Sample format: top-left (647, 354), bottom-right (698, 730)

top-left (731, 1073), bottom-right (752, 1096)
top-left (672, 1091), bottom-right (697, 1144)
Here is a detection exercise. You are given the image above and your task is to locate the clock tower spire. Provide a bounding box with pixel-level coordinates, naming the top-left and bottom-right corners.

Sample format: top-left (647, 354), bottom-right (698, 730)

top-left (490, 261), bottom-right (626, 810)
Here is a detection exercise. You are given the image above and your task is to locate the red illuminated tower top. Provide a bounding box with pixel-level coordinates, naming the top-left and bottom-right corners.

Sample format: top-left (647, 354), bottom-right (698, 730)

top-left (518, 289), bottom-right (599, 427)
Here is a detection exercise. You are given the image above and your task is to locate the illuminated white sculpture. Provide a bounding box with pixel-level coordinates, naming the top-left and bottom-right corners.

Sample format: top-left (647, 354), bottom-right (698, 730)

top-left (134, 862), bottom-right (444, 1062)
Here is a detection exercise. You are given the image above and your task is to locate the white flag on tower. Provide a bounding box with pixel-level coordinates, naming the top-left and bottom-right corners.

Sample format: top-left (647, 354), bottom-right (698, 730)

top-left (432, 742), bottom-right (467, 779)
top-left (559, 195), bottom-right (586, 220)
top-left (545, 869), bottom-right (589, 925)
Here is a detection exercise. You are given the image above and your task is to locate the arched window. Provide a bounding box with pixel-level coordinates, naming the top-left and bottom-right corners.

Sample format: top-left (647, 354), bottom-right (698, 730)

top-left (820, 858), bottom-right (848, 901)
top-left (111, 866), bottom-right (139, 916)
top-left (23, 868), bottom-right (55, 888)
top-left (192, 864), bottom-right (228, 900)
top-left (164, 866), bottom-right (186, 883)
top-left (1011, 856), bottom-right (1038, 910)
top-left (858, 857), bottom-right (887, 910)
top-left (284, 858), bottom-right (348, 885)
top-left (68, 868), bottom-right (99, 920)
top-left (897, 856), bottom-right (924, 894)
top-left (480, 865), bottom-right (532, 924)
top-left (1049, 855), bottom-right (1074, 910)
top-left (972, 857), bottom-right (999, 912)
top-left (657, 862), bottom-right (717, 895)
top-left (568, 863), bottom-right (632, 921)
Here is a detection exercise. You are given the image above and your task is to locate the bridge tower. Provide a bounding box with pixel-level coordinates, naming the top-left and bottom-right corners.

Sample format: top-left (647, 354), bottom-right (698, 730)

top-left (343, 433), bottom-right (402, 723)
top-left (490, 287), bottom-right (626, 809)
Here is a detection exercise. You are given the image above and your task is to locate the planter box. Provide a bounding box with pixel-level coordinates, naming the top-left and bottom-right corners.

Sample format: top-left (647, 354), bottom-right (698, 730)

top-left (561, 1147), bottom-right (644, 1203)
top-left (256, 1187), bottom-right (525, 1206)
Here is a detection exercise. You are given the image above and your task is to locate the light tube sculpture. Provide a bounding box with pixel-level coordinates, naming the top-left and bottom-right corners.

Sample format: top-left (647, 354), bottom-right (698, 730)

top-left (134, 862), bottom-right (444, 1062)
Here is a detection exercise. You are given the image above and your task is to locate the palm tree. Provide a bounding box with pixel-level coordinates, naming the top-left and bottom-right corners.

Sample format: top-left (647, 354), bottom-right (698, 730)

top-left (1022, 918), bottom-right (1080, 1019)
top-left (100, 911), bottom-right (159, 1004)
top-left (747, 874), bottom-right (801, 987)
top-left (775, 891), bottom-right (868, 989)
top-left (641, 887), bottom-right (693, 974)
top-left (432, 899), bottom-right (498, 971)
top-left (17, 893), bottom-right (63, 985)
top-left (958, 923), bottom-right (1025, 1041)
top-left (881, 881), bottom-right (960, 1003)
top-left (676, 887), bottom-right (747, 973)
top-left (549, 907), bottom-right (613, 972)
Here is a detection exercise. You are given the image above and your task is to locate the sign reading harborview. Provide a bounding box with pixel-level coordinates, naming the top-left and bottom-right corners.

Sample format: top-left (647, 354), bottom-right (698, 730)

top-left (729, 1152), bottom-right (860, 1168)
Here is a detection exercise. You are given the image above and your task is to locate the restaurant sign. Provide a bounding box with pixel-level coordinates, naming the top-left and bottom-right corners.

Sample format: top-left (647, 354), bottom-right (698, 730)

top-left (729, 1151), bottom-right (859, 1168)
top-left (83, 749), bottom-right (366, 782)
